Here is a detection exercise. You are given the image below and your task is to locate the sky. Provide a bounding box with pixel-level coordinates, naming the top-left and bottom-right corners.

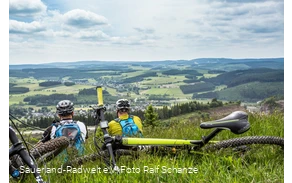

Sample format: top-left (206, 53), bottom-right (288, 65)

top-left (8, 0), bottom-right (285, 65)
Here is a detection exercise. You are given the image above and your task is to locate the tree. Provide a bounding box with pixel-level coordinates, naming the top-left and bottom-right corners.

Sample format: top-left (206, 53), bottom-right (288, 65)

top-left (144, 104), bottom-right (159, 128)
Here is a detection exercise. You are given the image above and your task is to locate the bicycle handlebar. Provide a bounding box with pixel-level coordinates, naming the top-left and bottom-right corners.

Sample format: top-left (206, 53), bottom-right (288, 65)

top-left (95, 86), bottom-right (120, 173)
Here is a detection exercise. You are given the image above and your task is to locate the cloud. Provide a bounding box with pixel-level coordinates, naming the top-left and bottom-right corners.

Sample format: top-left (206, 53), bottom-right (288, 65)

top-left (63, 9), bottom-right (108, 28)
top-left (182, 0), bottom-right (283, 46)
top-left (75, 30), bottom-right (109, 41)
top-left (9, 20), bottom-right (46, 34)
top-left (9, 0), bottom-right (47, 17)
top-left (8, 0), bottom-right (284, 64)
top-left (134, 27), bottom-right (155, 34)
top-left (217, 0), bottom-right (280, 3)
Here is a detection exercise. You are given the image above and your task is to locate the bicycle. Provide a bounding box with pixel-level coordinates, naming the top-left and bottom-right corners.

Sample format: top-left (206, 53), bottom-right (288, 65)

top-left (9, 114), bottom-right (70, 182)
top-left (67, 86), bottom-right (284, 172)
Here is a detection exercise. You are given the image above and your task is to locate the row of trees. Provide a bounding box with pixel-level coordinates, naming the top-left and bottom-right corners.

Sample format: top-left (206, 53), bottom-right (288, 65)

top-left (180, 82), bottom-right (215, 94)
top-left (9, 87), bottom-right (29, 94)
top-left (39, 81), bottom-right (62, 87)
top-left (22, 88), bottom-right (120, 106)
top-left (16, 98), bottom-right (227, 128)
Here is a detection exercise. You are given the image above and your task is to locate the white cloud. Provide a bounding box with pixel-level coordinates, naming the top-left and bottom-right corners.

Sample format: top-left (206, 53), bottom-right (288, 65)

top-left (63, 9), bottom-right (109, 28)
top-left (75, 30), bottom-right (110, 41)
top-left (9, 20), bottom-right (46, 34)
top-left (9, 0), bottom-right (47, 17)
top-left (8, 0), bottom-right (284, 64)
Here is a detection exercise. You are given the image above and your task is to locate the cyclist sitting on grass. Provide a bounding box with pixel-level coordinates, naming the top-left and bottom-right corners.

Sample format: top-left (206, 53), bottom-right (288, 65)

top-left (99, 99), bottom-right (144, 153)
top-left (41, 100), bottom-right (87, 156)
top-left (106, 99), bottom-right (164, 154)
top-left (108, 99), bottom-right (143, 137)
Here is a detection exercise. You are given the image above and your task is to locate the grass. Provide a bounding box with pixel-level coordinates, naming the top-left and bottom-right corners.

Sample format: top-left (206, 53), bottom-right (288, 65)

top-left (14, 111), bottom-right (284, 183)
top-left (121, 70), bottom-right (149, 78)
top-left (140, 75), bottom-right (186, 85)
top-left (143, 88), bottom-right (183, 96)
top-left (104, 87), bottom-right (118, 96)
top-left (203, 73), bottom-right (220, 78)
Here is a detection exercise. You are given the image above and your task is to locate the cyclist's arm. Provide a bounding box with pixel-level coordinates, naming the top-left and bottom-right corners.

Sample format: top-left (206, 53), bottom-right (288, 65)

top-left (41, 120), bottom-right (59, 142)
top-left (108, 120), bottom-right (123, 136)
top-left (41, 125), bottom-right (53, 143)
top-left (76, 121), bottom-right (87, 142)
top-left (50, 126), bottom-right (57, 139)
top-left (133, 116), bottom-right (143, 133)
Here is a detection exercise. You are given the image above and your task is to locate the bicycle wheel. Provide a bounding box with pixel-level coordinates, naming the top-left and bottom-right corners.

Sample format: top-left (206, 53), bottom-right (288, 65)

top-left (64, 152), bottom-right (102, 167)
top-left (30, 136), bottom-right (70, 161)
top-left (9, 156), bottom-right (25, 182)
top-left (204, 136), bottom-right (284, 152)
top-left (64, 149), bottom-right (138, 168)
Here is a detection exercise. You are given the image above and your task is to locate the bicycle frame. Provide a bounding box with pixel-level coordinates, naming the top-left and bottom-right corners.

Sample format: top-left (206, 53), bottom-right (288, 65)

top-left (9, 124), bottom-right (45, 183)
top-left (92, 86), bottom-right (249, 172)
top-left (122, 128), bottom-right (223, 146)
top-left (108, 117), bottom-right (249, 148)
top-left (95, 112), bottom-right (224, 150)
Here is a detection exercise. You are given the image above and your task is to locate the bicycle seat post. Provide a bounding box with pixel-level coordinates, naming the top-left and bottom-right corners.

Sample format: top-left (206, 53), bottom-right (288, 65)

top-left (201, 128), bottom-right (223, 144)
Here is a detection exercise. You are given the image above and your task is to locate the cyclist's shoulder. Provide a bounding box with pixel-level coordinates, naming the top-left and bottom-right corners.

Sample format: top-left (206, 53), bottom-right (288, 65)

top-left (109, 118), bottom-right (120, 124)
top-left (74, 120), bottom-right (84, 124)
top-left (131, 115), bottom-right (142, 121)
top-left (75, 120), bottom-right (86, 128)
top-left (109, 115), bottom-right (141, 123)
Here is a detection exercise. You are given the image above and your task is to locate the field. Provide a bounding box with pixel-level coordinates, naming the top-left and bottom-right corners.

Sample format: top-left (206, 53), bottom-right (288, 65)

top-left (9, 77), bottom-right (94, 106)
top-left (9, 74), bottom-right (194, 108)
top-left (9, 59), bottom-right (284, 109)
top-left (14, 110), bottom-right (284, 183)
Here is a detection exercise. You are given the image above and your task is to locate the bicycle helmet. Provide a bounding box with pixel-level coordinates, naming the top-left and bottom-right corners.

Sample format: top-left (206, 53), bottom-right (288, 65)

top-left (116, 99), bottom-right (131, 112)
top-left (56, 100), bottom-right (74, 116)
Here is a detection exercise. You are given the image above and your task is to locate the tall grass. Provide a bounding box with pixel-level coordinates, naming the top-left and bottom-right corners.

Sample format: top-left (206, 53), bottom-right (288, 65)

top-left (14, 112), bottom-right (284, 183)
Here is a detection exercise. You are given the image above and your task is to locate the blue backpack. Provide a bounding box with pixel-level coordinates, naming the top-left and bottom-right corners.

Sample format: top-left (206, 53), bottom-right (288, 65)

top-left (115, 115), bottom-right (143, 137)
top-left (55, 122), bottom-right (84, 155)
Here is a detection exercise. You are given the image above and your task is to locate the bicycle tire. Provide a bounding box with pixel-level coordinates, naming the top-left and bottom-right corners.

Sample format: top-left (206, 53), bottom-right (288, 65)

top-left (203, 136), bottom-right (284, 152)
top-left (10, 137), bottom-right (69, 182)
top-left (64, 149), bottom-right (137, 167)
top-left (30, 136), bottom-right (70, 160)
top-left (65, 152), bottom-right (101, 166)
top-left (9, 155), bottom-right (25, 181)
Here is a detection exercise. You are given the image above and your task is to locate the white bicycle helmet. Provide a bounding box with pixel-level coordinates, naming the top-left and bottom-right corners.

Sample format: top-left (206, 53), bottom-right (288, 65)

top-left (56, 100), bottom-right (74, 116)
top-left (116, 99), bottom-right (131, 112)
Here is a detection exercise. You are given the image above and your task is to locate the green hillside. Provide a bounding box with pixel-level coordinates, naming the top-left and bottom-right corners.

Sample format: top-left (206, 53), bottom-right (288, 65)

top-left (9, 58), bottom-right (284, 108)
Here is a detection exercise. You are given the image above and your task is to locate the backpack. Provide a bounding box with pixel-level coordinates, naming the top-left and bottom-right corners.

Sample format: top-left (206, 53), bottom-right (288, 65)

top-left (115, 115), bottom-right (143, 137)
top-left (55, 122), bottom-right (84, 155)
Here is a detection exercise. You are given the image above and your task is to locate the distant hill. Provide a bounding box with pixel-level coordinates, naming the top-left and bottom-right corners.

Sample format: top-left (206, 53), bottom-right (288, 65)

top-left (9, 58), bottom-right (284, 70)
top-left (9, 57), bottom-right (284, 105)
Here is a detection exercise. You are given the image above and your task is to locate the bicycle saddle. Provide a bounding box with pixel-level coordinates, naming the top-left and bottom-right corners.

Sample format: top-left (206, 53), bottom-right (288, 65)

top-left (200, 111), bottom-right (250, 134)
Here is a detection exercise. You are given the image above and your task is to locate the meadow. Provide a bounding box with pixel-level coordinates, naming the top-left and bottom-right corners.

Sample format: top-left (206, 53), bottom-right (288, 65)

top-left (14, 110), bottom-right (284, 183)
top-left (9, 77), bottom-right (94, 106)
